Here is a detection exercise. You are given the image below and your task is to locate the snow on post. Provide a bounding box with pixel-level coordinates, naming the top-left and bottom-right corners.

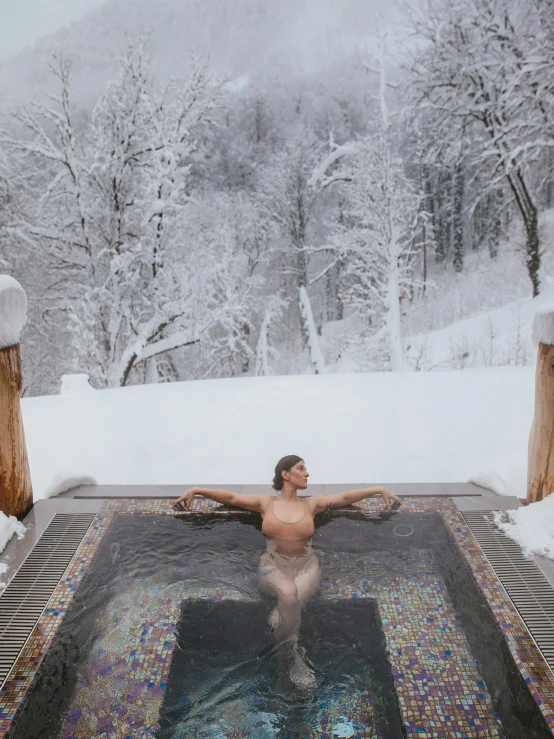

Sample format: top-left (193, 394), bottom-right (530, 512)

top-left (0, 276), bottom-right (33, 518)
top-left (0, 275), bottom-right (27, 349)
top-left (531, 305), bottom-right (554, 346)
top-left (528, 307), bottom-right (554, 503)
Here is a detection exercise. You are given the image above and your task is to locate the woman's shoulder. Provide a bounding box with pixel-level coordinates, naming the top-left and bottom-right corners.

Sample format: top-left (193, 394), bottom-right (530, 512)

top-left (257, 494), bottom-right (273, 512)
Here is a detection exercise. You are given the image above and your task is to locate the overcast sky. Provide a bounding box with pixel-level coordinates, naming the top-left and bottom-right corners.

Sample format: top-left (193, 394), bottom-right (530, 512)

top-left (0, 0), bottom-right (106, 61)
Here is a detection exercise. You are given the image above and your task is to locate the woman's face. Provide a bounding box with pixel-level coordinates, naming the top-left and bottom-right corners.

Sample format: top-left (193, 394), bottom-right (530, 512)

top-left (283, 460), bottom-right (309, 490)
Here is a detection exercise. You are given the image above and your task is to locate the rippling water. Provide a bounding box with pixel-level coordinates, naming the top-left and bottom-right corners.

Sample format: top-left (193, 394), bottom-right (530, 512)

top-left (9, 513), bottom-right (553, 739)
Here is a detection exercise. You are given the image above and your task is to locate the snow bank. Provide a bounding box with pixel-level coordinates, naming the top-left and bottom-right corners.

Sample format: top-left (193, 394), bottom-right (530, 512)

top-left (43, 471), bottom-right (98, 499)
top-left (0, 275), bottom-right (27, 348)
top-left (469, 472), bottom-right (515, 496)
top-left (0, 511), bottom-right (27, 592)
top-left (0, 511), bottom-right (26, 553)
top-left (404, 286), bottom-right (554, 371)
top-left (60, 374), bottom-right (95, 396)
top-left (21, 367), bottom-right (533, 499)
top-left (494, 495), bottom-right (554, 560)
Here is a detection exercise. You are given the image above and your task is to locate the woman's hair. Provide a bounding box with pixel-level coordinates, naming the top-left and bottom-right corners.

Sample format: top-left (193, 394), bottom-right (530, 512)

top-left (272, 455), bottom-right (304, 491)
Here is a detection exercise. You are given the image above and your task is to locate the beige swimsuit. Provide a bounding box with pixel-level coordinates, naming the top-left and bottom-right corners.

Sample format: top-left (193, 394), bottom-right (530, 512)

top-left (259, 497), bottom-right (318, 580)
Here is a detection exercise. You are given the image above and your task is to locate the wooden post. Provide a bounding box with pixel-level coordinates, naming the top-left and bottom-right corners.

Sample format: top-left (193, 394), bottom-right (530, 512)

top-left (528, 307), bottom-right (554, 503)
top-left (0, 276), bottom-right (33, 518)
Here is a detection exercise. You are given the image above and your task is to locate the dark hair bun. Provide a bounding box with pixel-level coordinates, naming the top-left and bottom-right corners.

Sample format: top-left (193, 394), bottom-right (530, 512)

top-left (272, 455), bottom-right (303, 491)
top-left (272, 473), bottom-right (283, 491)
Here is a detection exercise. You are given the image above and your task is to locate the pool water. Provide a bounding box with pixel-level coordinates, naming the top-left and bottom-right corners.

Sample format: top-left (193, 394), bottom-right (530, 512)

top-left (159, 598), bottom-right (404, 738)
top-left (8, 512), bottom-right (552, 739)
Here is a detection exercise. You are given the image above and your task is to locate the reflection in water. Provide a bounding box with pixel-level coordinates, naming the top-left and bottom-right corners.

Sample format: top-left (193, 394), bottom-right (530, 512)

top-left (258, 536), bottom-right (321, 691)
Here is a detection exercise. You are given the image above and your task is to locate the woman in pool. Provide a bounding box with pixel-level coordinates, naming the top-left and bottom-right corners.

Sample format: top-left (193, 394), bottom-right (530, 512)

top-left (172, 455), bottom-right (401, 690)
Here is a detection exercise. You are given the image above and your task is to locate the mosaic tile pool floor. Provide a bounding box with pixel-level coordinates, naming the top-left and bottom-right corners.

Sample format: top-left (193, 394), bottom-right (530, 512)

top-left (1, 497), bottom-right (554, 739)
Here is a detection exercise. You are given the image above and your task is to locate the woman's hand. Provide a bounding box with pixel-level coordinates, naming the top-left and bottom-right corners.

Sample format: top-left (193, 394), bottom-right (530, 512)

top-left (380, 487), bottom-right (402, 509)
top-left (172, 488), bottom-right (198, 511)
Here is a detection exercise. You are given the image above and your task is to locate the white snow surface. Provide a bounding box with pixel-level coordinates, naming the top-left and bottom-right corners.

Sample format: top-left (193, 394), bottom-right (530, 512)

top-left (21, 367), bottom-right (534, 500)
top-left (0, 511), bottom-right (26, 554)
top-left (494, 496), bottom-right (554, 560)
top-left (405, 287), bottom-right (554, 371)
top-left (0, 512), bottom-right (27, 590)
top-left (60, 374), bottom-right (96, 396)
top-left (468, 472), bottom-right (514, 496)
top-left (0, 275), bottom-right (27, 348)
top-left (43, 471), bottom-right (98, 499)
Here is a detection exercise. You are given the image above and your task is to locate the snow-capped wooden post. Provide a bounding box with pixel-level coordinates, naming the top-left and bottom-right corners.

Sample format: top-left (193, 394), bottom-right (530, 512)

top-left (0, 276), bottom-right (33, 518)
top-left (528, 306), bottom-right (554, 503)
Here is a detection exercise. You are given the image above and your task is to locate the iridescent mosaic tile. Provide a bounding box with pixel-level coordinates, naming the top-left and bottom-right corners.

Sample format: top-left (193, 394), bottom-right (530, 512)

top-left (1, 496), bottom-right (554, 739)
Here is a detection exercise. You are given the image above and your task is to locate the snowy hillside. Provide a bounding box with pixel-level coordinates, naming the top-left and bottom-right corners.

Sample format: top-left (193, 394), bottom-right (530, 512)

top-left (0, 0), bottom-right (397, 107)
top-left (405, 285), bottom-right (554, 371)
top-left (22, 366), bottom-right (534, 500)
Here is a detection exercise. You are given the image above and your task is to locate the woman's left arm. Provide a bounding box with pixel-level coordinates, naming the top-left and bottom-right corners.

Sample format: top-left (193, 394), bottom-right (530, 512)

top-left (310, 486), bottom-right (401, 514)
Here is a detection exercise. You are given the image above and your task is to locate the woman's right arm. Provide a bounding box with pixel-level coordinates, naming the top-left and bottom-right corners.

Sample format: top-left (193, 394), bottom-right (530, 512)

top-left (172, 487), bottom-right (268, 513)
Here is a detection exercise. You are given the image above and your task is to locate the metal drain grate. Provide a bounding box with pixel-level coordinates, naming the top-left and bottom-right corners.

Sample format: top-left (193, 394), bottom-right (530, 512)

top-left (0, 513), bottom-right (96, 688)
top-left (463, 510), bottom-right (554, 672)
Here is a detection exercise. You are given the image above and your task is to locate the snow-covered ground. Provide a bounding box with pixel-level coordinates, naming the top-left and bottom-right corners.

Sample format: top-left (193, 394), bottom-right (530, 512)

top-left (0, 513), bottom-right (27, 590)
top-left (21, 366), bottom-right (533, 501)
top-left (494, 496), bottom-right (554, 560)
top-left (405, 284), bottom-right (554, 371)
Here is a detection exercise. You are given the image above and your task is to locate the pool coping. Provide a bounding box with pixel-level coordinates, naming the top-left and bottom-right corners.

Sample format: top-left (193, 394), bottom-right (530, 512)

top-left (2, 495), bottom-right (554, 737)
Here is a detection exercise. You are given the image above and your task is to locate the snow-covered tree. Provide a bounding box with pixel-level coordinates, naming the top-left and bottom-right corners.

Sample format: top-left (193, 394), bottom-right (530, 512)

top-left (312, 30), bottom-right (421, 371)
top-left (257, 123), bottom-right (329, 373)
top-left (2, 43), bottom-right (225, 387)
top-left (183, 191), bottom-right (281, 377)
top-left (405, 0), bottom-right (554, 296)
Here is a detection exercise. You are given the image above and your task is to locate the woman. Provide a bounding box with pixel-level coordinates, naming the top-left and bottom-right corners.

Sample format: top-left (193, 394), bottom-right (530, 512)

top-left (172, 455), bottom-right (401, 690)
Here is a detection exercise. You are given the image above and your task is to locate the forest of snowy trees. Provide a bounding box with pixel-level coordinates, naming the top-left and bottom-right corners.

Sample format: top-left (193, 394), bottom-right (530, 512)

top-left (0, 0), bottom-right (553, 395)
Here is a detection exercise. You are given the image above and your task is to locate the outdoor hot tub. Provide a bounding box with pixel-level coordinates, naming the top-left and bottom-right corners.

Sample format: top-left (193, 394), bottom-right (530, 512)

top-left (1, 496), bottom-right (554, 738)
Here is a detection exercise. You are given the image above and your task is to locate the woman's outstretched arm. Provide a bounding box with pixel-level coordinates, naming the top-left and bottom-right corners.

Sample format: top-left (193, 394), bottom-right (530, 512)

top-left (172, 487), bottom-right (268, 513)
top-left (309, 486), bottom-right (401, 514)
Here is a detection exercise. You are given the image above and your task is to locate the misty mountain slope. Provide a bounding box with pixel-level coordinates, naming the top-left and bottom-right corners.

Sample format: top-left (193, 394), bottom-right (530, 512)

top-left (0, 0), bottom-right (391, 107)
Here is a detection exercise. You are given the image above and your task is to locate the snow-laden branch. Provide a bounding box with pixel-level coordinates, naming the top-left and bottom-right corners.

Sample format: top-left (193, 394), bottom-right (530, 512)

top-left (299, 286), bottom-right (325, 374)
top-left (308, 257), bottom-right (342, 287)
top-left (137, 329), bottom-right (200, 362)
top-left (110, 314), bottom-right (195, 386)
top-left (307, 143), bottom-right (358, 189)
